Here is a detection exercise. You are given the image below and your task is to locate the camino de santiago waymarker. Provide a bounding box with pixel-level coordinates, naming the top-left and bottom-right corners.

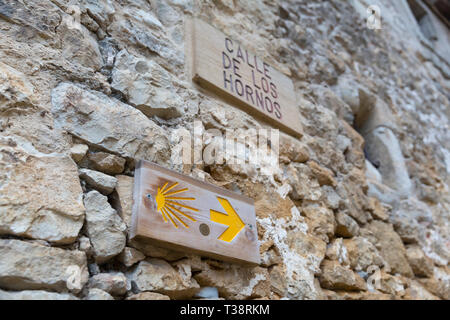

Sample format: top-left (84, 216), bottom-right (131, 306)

top-left (189, 18), bottom-right (302, 138)
top-left (130, 160), bottom-right (260, 265)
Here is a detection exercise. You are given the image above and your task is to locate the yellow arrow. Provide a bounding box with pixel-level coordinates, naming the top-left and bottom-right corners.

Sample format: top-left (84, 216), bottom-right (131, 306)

top-left (210, 197), bottom-right (245, 242)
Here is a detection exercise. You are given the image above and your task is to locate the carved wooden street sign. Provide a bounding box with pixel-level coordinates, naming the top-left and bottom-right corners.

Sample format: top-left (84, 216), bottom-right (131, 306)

top-left (130, 160), bottom-right (260, 265)
top-left (188, 18), bottom-right (302, 138)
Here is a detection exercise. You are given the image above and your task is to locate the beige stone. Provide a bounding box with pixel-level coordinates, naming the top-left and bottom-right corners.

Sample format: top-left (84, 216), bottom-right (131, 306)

top-left (0, 239), bottom-right (88, 293)
top-left (367, 221), bottom-right (414, 277)
top-left (86, 288), bottom-right (114, 300)
top-left (279, 133), bottom-right (310, 163)
top-left (406, 245), bottom-right (434, 277)
top-left (70, 144), bottom-right (89, 163)
top-left (126, 292), bottom-right (170, 300)
top-left (128, 239), bottom-right (187, 262)
top-left (302, 204), bottom-right (336, 242)
top-left (51, 83), bottom-right (169, 163)
top-left (0, 136), bottom-right (84, 244)
top-left (194, 264), bottom-right (270, 300)
top-left (404, 280), bottom-right (440, 300)
top-left (118, 247), bottom-right (146, 267)
top-left (88, 151), bottom-right (126, 175)
top-left (88, 272), bottom-right (128, 296)
top-left (79, 168), bottom-right (118, 195)
top-left (308, 161), bottom-right (337, 187)
top-left (83, 191), bottom-right (127, 263)
top-left (0, 289), bottom-right (78, 300)
top-left (367, 197), bottom-right (389, 221)
top-left (127, 259), bottom-right (199, 299)
top-left (319, 260), bottom-right (367, 291)
top-left (335, 211), bottom-right (359, 238)
top-left (343, 237), bottom-right (384, 272)
top-left (111, 175), bottom-right (134, 229)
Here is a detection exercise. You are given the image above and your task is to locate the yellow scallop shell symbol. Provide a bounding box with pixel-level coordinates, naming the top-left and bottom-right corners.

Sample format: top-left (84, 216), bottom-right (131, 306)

top-left (155, 182), bottom-right (199, 229)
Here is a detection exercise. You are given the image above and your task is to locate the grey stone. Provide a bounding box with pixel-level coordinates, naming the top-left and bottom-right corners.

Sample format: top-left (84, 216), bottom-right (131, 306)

top-left (127, 259), bottom-right (200, 299)
top-left (86, 288), bottom-right (114, 300)
top-left (79, 168), bottom-right (117, 195)
top-left (0, 136), bottom-right (85, 244)
top-left (0, 239), bottom-right (88, 293)
top-left (83, 191), bottom-right (126, 263)
top-left (88, 272), bottom-right (128, 296)
top-left (51, 83), bottom-right (170, 164)
top-left (0, 289), bottom-right (78, 300)
top-left (88, 151), bottom-right (126, 175)
top-left (111, 50), bottom-right (183, 119)
top-left (70, 144), bottom-right (89, 163)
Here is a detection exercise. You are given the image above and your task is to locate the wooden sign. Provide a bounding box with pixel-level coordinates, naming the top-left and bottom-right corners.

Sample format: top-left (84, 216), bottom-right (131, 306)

top-left (188, 18), bottom-right (302, 138)
top-left (130, 160), bottom-right (260, 265)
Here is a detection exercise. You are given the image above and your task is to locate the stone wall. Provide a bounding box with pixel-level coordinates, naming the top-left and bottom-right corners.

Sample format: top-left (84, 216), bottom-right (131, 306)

top-left (0, 0), bottom-right (449, 300)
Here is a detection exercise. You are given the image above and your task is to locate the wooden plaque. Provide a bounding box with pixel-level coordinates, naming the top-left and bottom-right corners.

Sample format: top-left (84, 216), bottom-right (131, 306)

top-left (188, 18), bottom-right (303, 138)
top-left (130, 160), bottom-right (260, 265)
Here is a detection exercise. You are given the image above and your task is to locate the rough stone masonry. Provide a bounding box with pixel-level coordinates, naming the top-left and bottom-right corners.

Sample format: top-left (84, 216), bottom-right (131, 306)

top-left (0, 0), bottom-right (449, 300)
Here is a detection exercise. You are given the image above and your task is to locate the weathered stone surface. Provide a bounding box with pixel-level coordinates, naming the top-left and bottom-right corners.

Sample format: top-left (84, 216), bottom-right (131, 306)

top-left (254, 189), bottom-right (296, 220)
top-left (78, 236), bottom-right (93, 257)
top-left (58, 11), bottom-right (103, 71)
top-left (0, 61), bottom-right (36, 110)
top-left (406, 245), bottom-right (434, 278)
top-left (337, 168), bottom-right (372, 224)
top-left (269, 265), bottom-right (287, 297)
top-left (51, 83), bottom-right (170, 163)
top-left (287, 163), bottom-right (322, 201)
top-left (367, 197), bottom-right (389, 221)
top-left (0, 239), bottom-right (88, 293)
top-left (88, 152), bottom-right (126, 175)
top-left (0, 289), bottom-right (78, 300)
top-left (111, 50), bottom-right (183, 119)
top-left (0, 0), bottom-right (61, 40)
top-left (418, 267), bottom-right (450, 300)
top-left (301, 204), bottom-right (336, 242)
top-left (308, 161), bottom-right (337, 187)
top-left (110, 175), bottom-right (134, 228)
top-left (404, 280), bottom-right (440, 300)
top-left (117, 247), bottom-right (146, 268)
top-left (127, 259), bottom-right (200, 299)
top-left (0, 136), bottom-right (84, 244)
top-left (279, 133), bottom-right (309, 163)
top-left (88, 272), bottom-right (128, 296)
top-left (326, 238), bottom-right (350, 267)
top-left (389, 198), bottom-right (432, 244)
top-left (126, 292), bottom-right (171, 300)
top-left (325, 290), bottom-right (393, 300)
top-left (335, 211), bottom-right (359, 238)
top-left (367, 221), bottom-right (414, 277)
top-left (319, 260), bottom-right (367, 291)
top-left (375, 271), bottom-right (407, 297)
top-left (86, 288), bottom-right (114, 300)
top-left (128, 239), bottom-right (187, 262)
top-left (70, 144), bottom-right (88, 163)
top-left (83, 191), bottom-right (126, 263)
top-left (287, 232), bottom-right (327, 268)
top-left (343, 237), bottom-right (384, 272)
top-left (79, 168), bottom-right (117, 195)
top-left (194, 264), bottom-right (270, 300)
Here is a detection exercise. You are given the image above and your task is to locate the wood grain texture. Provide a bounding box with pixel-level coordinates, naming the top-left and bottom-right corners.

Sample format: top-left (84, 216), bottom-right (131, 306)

top-left (130, 160), bottom-right (260, 265)
top-left (189, 18), bottom-right (303, 138)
